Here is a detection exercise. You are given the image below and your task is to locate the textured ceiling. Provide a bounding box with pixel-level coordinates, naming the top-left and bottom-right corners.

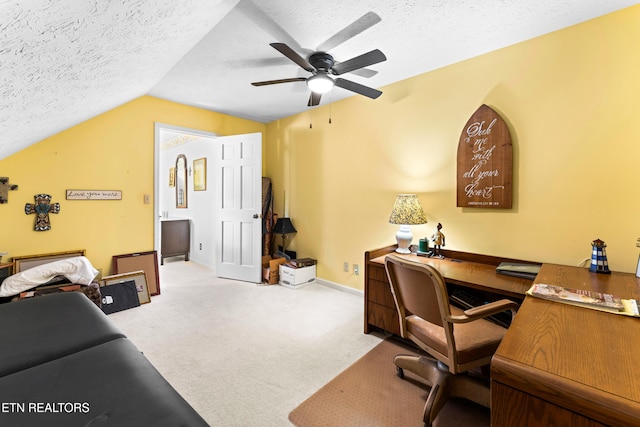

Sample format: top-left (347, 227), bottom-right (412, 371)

top-left (1, 0), bottom-right (637, 159)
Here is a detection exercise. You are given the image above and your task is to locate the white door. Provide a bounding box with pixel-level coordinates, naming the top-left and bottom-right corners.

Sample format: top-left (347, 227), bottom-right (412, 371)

top-left (214, 132), bottom-right (263, 282)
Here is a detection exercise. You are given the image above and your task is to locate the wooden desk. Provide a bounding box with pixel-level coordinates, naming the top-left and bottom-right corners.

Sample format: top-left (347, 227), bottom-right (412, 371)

top-left (364, 245), bottom-right (535, 335)
top-left (492, 263), bottom-right (640, 426)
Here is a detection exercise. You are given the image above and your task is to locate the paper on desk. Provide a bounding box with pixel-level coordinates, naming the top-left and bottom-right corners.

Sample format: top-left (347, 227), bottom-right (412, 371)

top-left (527, 283), bottom-right (640, 317)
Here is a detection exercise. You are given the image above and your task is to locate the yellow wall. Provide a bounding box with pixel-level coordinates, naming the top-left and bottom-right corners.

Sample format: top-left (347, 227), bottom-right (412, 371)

top-left (265, 5), bottom-right (640, 289)
top-left (2, 7), bottom-right (638, 291)
top-left (0, 96), bottom-right (265, 276)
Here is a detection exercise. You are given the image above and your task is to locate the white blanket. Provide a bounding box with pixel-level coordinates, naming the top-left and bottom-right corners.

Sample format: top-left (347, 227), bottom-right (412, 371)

top-left (0, 256), bottom-right (98, 297)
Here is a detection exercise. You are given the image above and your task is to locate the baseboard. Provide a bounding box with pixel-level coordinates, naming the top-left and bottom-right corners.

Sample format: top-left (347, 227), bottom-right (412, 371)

top-left (163, 260), bottom-right (364, 294)
top-left (182, 258), bottom-right (216, 270)
top-left (314, 278), bottom-right (363, 297)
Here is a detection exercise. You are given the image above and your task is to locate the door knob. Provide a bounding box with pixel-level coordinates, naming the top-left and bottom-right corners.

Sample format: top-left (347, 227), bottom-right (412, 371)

top-left (253, 214), bottom-right (259, 219)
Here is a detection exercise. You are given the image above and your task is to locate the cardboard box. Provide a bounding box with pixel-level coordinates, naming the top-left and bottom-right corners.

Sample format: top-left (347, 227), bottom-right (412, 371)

top-left (279, 264), bottom-right (316, 289)
top-left (262, 255), bottom-right (287, 285)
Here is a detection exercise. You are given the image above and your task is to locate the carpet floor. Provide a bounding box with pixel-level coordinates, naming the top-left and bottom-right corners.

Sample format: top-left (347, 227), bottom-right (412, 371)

top-left (289, 338), bottom-right (490, 427)
top-left (108, 260), bottom-right (383, 426)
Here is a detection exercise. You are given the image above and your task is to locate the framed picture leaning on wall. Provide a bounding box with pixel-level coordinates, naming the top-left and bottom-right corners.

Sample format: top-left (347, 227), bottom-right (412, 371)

top-left (112, 251), bottom-right (160, 296)
top-left (101, 270), bottom-right (150, 304)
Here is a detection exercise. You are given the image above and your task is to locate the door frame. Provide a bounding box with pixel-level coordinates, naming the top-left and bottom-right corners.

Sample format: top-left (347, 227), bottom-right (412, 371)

top-left (153, 123), bottom-right (218, 259)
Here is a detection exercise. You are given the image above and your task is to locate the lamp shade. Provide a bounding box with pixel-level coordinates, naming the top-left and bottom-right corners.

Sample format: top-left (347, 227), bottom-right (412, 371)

top-left (273, 217), bottom-right (297, 235)
top-left (388, 194), bottom-right (427, 225)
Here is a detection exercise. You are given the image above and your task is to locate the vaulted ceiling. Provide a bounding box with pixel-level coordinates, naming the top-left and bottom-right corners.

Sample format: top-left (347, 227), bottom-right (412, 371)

top-left (1, 0), bottom-right (636, 159)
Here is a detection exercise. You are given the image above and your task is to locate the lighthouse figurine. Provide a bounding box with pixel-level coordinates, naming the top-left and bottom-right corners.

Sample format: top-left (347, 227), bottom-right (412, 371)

top-left (589, 239), bottom-right (611, 274)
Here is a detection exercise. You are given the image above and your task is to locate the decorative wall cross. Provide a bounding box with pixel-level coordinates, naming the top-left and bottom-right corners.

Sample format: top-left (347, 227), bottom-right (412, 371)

top-left (0, 177), bottom-right (18, 204)
top-left (25, 194), bottom-right (60, 231)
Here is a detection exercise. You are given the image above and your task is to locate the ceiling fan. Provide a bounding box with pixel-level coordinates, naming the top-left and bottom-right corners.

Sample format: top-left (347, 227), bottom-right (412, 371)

top-left (251, 43), bottom-right (387, 107)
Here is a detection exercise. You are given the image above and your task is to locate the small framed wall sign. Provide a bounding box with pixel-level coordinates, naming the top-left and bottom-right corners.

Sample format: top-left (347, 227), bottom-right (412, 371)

top-left (66, 190), bottom-right (122, 200)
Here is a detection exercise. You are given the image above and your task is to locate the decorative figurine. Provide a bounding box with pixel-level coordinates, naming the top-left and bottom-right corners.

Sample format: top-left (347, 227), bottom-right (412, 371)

top-left (589, 238), bottom-right (611, 274)
top-left (430, 223), bottom-right (445, 259)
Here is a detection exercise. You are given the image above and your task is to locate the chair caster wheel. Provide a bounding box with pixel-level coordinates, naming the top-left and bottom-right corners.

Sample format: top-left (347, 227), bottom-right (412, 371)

top-left (396, 366), bottom-right (404, 378)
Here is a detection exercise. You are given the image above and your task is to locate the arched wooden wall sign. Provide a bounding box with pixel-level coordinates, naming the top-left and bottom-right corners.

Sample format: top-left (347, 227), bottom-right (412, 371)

top-left (456, 104), bottom-right (512, 208)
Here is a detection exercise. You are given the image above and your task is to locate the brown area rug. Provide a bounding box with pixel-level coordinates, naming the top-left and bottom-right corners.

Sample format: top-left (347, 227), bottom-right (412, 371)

top-left (289, 338), bottom-right (489, 427)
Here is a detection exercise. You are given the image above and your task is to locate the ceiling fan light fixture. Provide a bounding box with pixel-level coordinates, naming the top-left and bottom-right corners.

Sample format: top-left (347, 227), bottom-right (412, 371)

top-left (307, 74), bottom-right (334, 94)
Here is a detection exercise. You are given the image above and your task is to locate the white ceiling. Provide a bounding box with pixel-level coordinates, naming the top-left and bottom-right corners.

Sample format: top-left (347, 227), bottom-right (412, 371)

top-left (1, 0), bottom-right (637, 159)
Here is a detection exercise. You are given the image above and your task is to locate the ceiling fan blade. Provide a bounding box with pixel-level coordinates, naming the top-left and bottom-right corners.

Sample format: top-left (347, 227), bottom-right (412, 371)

top-left (335, 78), bottom-right (382, 99)
top-left (350, 68), bottom-right (378, 79)
top-left (331, 49), bottom-right (386, 75)
top-left (308, 92), bottom-right (322, 107)
top-left (270, 43), bottom-right (314, 72)
top-left (317, 11), bottom-right (382, 52)
top-left (230, 57), bottom-right (293, 68)
top-left (251, 77), bottom-right (306, 86)
top-left (237, 0), bottom-right (301, 51)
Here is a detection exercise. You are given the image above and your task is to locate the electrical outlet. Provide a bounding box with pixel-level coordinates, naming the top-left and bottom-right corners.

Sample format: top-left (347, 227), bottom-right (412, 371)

top-left (199, 243), bottom-right (202, 250)
top-left (636, 237), bottom-right (640, 248)
top-left (353, 264), bottom-right (360, 275)
top-left (343, 262), bottom-right (349, 272)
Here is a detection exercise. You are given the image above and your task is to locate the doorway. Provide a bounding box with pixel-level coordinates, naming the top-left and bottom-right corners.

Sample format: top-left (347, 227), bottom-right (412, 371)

top-left (154, 124), bottom-right (263, 283)
top-left (154, 123), bottom-right (218, 269)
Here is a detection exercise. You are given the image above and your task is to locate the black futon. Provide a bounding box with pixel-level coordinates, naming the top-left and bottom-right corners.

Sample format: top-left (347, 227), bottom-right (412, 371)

top-left (0, 292), bottom-right (209, 426)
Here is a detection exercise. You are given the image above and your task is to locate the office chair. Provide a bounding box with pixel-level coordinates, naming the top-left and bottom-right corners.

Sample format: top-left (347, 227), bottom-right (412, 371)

top-left (384, 254), bottom-right (519, 427)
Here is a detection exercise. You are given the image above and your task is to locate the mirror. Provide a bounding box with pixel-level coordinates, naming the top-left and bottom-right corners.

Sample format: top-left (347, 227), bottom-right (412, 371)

top-left (176, 154), bottom-right (188, 208)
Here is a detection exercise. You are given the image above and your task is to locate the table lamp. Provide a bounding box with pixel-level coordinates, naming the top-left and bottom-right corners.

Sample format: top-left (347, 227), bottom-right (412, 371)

top-left (273, 217), bottom-right (297, 252)
top-left (388, 194), bottom-right (427, 254)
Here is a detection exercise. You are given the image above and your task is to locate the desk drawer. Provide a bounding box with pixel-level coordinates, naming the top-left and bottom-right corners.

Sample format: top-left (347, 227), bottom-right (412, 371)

top-left (491, 381), bottom-right (608, 427)
top-left (367, 301), bottom-right (400, 335)
top-left (368, 263), bottom-right (388, 282)
top-left (368, 278), bottom-right (395, 308)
